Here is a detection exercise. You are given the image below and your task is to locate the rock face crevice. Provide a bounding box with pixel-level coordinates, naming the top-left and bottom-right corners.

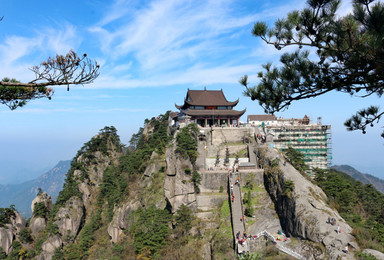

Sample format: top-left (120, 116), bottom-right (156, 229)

top-left (263, 167), bottom-right (296, 236)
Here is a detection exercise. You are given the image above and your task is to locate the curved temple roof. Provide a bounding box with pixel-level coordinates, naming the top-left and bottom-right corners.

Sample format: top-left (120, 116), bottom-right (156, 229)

top-left (175, 89), bottom-right (239, 109)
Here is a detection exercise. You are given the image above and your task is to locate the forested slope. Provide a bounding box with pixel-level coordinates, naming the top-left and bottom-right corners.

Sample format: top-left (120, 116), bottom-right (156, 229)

top-left (314, 168), bottom-right (384, 252)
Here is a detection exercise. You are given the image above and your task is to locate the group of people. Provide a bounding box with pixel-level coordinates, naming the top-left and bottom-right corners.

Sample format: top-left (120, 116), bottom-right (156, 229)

top-left (328, 216), bottom-right (342, 233)
top-left (328, 217), bottom-right (348, 253)
top-left (328, 216), bottom-right (337, 226)
top-left (236, 231), bottom-right (248, 245)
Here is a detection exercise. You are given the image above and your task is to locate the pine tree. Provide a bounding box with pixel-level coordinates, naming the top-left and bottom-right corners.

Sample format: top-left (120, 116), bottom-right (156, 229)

top-left (241, 0), bottom-right (384, 138)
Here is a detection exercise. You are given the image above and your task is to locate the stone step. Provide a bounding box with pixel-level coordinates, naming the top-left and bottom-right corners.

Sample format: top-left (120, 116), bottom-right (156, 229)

top-left (196, 211), bottom-right (215, 220)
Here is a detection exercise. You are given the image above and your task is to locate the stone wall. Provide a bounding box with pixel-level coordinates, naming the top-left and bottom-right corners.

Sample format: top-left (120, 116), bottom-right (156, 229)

top-left (211, 128), bottom-right (254, 144)
top-left (200, 170), bottom-right (264, 192)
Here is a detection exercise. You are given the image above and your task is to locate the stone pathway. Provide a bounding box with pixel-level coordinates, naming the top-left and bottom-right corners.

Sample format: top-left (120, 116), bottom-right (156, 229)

top-left (229, 174), bottom-right (249, 254)
top-left (228, 170), bottom-right (304, 259)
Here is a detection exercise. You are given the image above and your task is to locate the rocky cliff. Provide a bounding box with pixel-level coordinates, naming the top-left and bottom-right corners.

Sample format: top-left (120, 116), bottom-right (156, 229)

top-left (260, 147), bottom-right (359, 259)
top-left (0, 120), bottom-right (383, 259)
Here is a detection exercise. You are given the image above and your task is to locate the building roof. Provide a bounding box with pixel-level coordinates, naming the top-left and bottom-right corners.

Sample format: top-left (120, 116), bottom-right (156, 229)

top-left (176, 89), bottom-right (239, 109)
top-left (169, 111), bottom-right (179, 119)
top-left (247, 114), bottom-right (277, 122)
top-left (183, 109), bottom-right (246, 117)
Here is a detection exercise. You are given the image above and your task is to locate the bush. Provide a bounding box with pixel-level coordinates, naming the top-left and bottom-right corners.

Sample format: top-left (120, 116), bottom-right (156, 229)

top-left (0, 206), bottom-right (15, 227)
top-left (283, 180), bottom-right (294, 196)
top-left (33, 202), bottom-right (48, 218)
top-left (219, 186), bottom-right (224, 193)
top-left (130, 206), bottom-right (171, 256)
top-left (0, 247), bottom-right (7, 259)
top-left (244, 207), bottom-right (254, 217)
top-left (19, 228), bottom-right (33, 243)
top-left (175, 124), bottom-right (199, 164)
top-left (192, 171), bottom-right (201, 193)
top-left (174, 204), bottom-right (194, 239)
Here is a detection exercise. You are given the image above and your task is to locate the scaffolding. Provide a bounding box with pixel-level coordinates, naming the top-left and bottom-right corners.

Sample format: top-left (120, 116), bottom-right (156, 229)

top-left (266, 124), bottom-right (332, 170)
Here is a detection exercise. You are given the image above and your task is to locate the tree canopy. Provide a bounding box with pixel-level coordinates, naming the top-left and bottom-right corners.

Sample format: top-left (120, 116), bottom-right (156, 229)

top-left (240, 0), bottom-right (384, 137)
top-left (1, 49), bottom-right (99, 110)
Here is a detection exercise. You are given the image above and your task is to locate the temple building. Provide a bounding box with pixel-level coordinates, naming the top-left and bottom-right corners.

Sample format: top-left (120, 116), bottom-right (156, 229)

top-left (175, 88), bottom-right (246, 127)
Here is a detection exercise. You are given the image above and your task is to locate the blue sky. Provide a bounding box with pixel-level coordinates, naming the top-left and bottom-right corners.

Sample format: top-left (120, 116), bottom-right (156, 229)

top-left (0, 0), bottom-right (383, 183)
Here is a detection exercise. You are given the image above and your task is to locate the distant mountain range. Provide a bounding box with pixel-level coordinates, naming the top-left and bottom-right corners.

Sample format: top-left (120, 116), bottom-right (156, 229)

top-left (0, 160), bottom-right (70, 217)
top-left (332, 165), bottom-right (384, 194)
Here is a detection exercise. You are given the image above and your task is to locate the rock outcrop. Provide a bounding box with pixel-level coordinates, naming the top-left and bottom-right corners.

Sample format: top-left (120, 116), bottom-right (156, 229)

top-left (0, 227), bottom-right (13, 255)
top-left (30, 217), bottom-right (46, 237)
top-left (31, 192), bottom-right (53, 214)
top-left (55, 197), bottom-right (84, 242)
top-left (362, 249), bottom-right (384, 259)
top-left (38, 236), bottom-right (63, 260)
top-left (107, 200), bottom-right (140, 243)
top-left (143, 151), bottom-right (161, 177)
top-left (0, 210), bottom-right (26, 255)
top-left (164, 142), bottom-right (197, 212)
top-left (10, 211), bottom-right (26, 234)
top-left (262, 147), bottom-right (358, 259)
top-left (30, 192), bottom-right (52, 237)
top-left (76, 149), bottom-right (119, 211)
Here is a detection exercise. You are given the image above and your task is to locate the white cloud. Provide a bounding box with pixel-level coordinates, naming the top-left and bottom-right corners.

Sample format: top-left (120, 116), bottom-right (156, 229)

top-left (90, 0), bottom-right (258, 67)
top-left (89, 62), bottom-right (260, 89)
top-left (86, 0), bottom-right (313, 89)
top-left (40, 24), bottom-right (81, 55)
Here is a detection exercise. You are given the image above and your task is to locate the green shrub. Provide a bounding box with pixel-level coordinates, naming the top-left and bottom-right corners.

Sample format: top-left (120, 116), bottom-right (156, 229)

top-left (283, 180), bottom-right (294, 195)
top-left (174, 204), bottom-right (194, 239)
top-left (33, 202), bottom-right (48, 218)
top-left (0, 206), bottom-right (15, 227)
top-left (19, 228), bottom-right (33, 243)
top-left (244, 207), bottom-right (254, 217)
top-left (0, 247), bottom-right (6, 259)
top-left (192, 171), bottom-right (201, 193)
top-left (130, 206), bottom-right (171, 256)
top-left (175, 124), bottom-right (199, 164)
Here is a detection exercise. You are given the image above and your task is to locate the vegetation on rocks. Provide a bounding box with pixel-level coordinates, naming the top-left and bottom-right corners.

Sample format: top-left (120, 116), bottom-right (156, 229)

top-left (32, 202), bottom-right (49, 218)
top-left (130, 206), bottom-right (172, 256)
top-left (175, 123), bottom-right (199, 164)
top-left (284, 147), bottom-right (310, 175)
top-left (0, 206), bottom-right (15, 227)
top-left (6, 112), bottom-right (384, 259)
top-left (191, 170), bottom-right (201, 193)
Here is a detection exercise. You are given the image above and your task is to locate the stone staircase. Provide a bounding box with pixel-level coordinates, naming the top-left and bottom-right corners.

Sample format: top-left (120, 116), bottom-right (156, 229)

top-left (228, 175), bottom-right (249, 254)
top-left (228, 173), bottom-right (305, 259)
